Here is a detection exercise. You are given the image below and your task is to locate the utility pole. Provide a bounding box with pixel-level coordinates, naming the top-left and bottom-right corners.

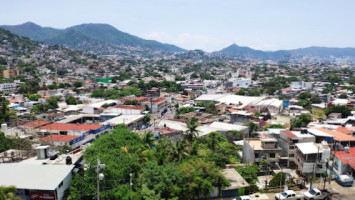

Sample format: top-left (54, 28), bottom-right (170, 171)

top-left (96, 158), bottom-right (105, 200)
top-left (130, 173), bottom-right (133, 200)
top-left (310, 145), bottom-right (320, 190)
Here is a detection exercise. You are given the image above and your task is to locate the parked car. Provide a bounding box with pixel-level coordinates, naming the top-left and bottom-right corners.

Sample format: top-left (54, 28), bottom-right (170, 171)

top-left (275, 190), bottom-right (302, 200)
top-left (234, 195), bottom-right (252, 200)
top-left (304, 188), bottom-right (331, 200)
top-left (335, 175), bottom-right (354, 186)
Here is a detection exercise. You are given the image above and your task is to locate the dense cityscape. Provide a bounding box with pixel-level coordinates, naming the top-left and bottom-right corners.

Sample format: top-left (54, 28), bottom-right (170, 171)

top-left (1, 1), bottom-right (355, 200)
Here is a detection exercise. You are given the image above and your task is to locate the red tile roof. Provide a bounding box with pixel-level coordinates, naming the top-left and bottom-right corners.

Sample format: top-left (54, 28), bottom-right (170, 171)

top-left (42, 135), bottom-right (79, 142)
top-left (335, 147), bottom-right (355, 170)
top-left (143, 97), bottom-right (166, 104)
top-left (318, 128), bottom-right (355, 142)
top-left (114, 105), bottom-right (146, 110)
top-left (134, 97), bottom-right (148, 101)
top-left (336, 127), bottom-right (355, 135)
top-left (40, 123), bottom-right (103, 132)
top-left (281, 130), bottom-right (297, 139)
top-left (21, 121), bottom-right (52, 128)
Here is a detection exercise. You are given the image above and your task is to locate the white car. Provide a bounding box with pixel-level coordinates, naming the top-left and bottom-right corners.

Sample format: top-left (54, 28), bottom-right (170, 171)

top-left (275, 190), bottom-right (302, 200)
top-left (304, 188), bottom-right (331, 200)
top-left (234, 195), bottom-right (252, 200)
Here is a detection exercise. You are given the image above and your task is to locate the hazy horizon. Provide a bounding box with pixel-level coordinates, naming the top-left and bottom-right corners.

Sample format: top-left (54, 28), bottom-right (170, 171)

top-left (1, 0), bottom-right (354, 52)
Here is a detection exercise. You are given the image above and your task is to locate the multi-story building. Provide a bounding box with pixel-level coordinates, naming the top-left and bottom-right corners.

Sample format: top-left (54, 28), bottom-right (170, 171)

top-left (278, 130), bottom-right (315, 167)
top-left (142, 97), bottom-right (169, 117)
top-left (0, 69), bottom-right (19, 78)
top-left (294, 142), bottom-right (330, 176)
top-left (0, 82), bottom-right (17, 93)
top-left (242, 138), bottom-right (282, 165)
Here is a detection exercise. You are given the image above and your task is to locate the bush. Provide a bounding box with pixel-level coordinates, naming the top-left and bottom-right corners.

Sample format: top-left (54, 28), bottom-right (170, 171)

top-left (269, 172), bottom-right (286, 187)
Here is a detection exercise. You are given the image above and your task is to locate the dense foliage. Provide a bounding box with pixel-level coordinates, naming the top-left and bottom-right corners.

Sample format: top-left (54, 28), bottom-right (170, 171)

top-left (91, 87), bottom-right (142, 99)
top-left (69, 127), bottom-right (237, 200)
top-left (291, 113), bottom-right (312, 128)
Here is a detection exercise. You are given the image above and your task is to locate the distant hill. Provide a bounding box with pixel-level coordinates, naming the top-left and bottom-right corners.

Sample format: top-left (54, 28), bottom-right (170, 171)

top-left (215, 44), bottom-right (355, 61)
top-left (214, 44), bottom-right (290, 61)
top-left (0, 22), bottom-right (185, 53)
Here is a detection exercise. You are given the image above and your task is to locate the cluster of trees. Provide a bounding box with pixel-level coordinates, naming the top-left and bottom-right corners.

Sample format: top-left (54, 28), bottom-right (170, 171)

top-left (261, 76), bottom-right (298, 95)
top-left (291, 113), bottom-right (312, 128)
top-left (31, 96), bottom-right (60, 114)
top-left (0, 97), bottom-right (16, 124)
top-left (91, 87), bottom-right (142, 99)
top-left (65, 96), bottom-right (82, 105)
top-left (298, 92), bottom-right (321, 110)
top-left (177, 107), bottom-right (195, 114)
top-left (69, 120), bottom-right (241, 199)
top-left (124, 99), bottom-right (140, 105)
top-left (236, 89), bottom-right (261, 96)
top-left (325, 106), bottom-right (351, 118)
top-left (0, 186), bottom-right (19, 200)
top-left (0, 131), bottom-right (32, 153)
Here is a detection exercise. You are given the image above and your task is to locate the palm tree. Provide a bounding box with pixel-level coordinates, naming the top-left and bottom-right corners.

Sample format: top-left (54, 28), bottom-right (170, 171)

top-left (141, 132), bottom-right (156, 149)
top-left (184, 117), bottom-right (200, 145)
top-left (170, 140), bottom-right (189, 162)
top-left (0, 186), bottom-right (19, 200)
top-left (246, 122), bottom-right (259, 138)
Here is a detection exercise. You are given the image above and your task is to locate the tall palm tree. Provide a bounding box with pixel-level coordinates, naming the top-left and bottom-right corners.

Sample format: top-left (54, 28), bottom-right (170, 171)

top-left (170, 140), bottom-right (189, 162)
top-left (246, 122), bottom-right (259, 138)
top-left (184, 117), bottom-right (200, 145)
top-left (141, 132), bottom-right (156, 149)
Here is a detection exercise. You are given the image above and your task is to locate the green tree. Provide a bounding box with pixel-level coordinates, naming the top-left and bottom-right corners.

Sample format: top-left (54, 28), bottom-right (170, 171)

top-left (235, 164), bottom-right (258, 183)
top-left (73, 81), bottom-right (83, 88)
top-left (0, 131), bottom-right (13, 152)
top-left (28, 94), bottom-right (42, 101)
top-left (236, 89), bottom-right (246, 95)
top-left (0, 97), bottom-right (11, 124)
top-left (292, 113), bottom-right (312, 128)
top-left (269, 172), bottom-right (286, 187)
top-left (206, 102), bottom-right (218, 115)
top-left (339, 93), bottom-right (348, 99)
top-left (245, 122), bottom-right (259, 138)
top-left (65, 96), bottom-right (77, 105)
top-left (184, 118), bottom-right (200, 145)
top-left (143, 114), bottom-right (151, 124)
top-left (325, 106), bottom-right (351, 118)
top-left (0, 186), bottom-right (20, 200)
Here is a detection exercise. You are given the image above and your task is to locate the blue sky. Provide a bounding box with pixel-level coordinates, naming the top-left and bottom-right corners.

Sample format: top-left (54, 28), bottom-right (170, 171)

top-left (0, 0), bottom-right (354, 52)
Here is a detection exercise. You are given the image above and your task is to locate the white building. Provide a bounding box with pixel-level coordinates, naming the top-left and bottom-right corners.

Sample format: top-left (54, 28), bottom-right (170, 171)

top-left (290, 81), bottom-right (313, 91)
top-left (226, 78), bottom-right (252, 89)
top-left (0, 83), bottom-right (17, 93)
top-left (295, 142), bottom-right (330, 175)
top-left (0, 163), bottom-right (74, 200)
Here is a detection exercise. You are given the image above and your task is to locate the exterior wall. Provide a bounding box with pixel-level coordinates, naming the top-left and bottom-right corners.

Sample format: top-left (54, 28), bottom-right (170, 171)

top-left (56, 172), bottom-right (72, 200)
top-left (230, 114), bottom-right (251, 124)
top-left (109, 108), bottom-right (143, 115)
top-left (0, 83), bottom-right (17, 93)
top-left (126, 119), bottom-right (144, 130)
top-left (226, 79), bottom-right (252, 89)
top-left (242, 140), bottom-right (255, 163)
top-left (333, 157), bottom-right (348, 176)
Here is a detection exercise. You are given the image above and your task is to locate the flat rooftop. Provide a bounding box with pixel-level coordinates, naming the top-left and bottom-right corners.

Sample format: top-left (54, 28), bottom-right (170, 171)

top-left (221, 168), bottom-right (249, 190)
top-left (0, 163), bottom-right (74, 190)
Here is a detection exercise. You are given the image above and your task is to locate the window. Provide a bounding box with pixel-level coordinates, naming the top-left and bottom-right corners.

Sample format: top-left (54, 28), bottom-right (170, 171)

top-left (255, 153), bottom-right (259, 158)
top-left (269, 153), bottom-right (275, 158)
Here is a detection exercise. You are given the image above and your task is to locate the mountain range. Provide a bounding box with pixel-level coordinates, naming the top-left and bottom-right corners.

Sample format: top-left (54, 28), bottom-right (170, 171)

top-left (0, 22), bottom-right (185, 53)
top-left (1, 22), bottom-right (355, 60)
top-left (214, 44), bottom-right (355, 61)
